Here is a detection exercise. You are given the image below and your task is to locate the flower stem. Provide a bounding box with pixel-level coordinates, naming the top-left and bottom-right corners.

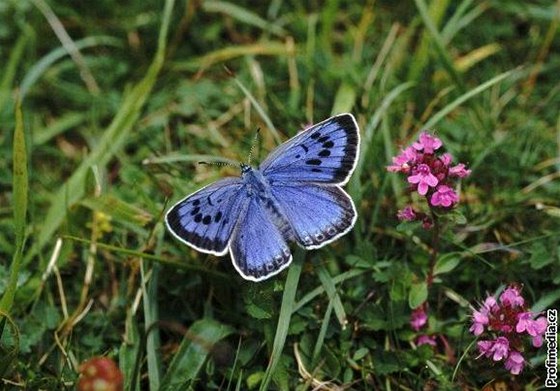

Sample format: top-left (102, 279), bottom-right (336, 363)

top-left (427, 209), bottom-right (440, 286)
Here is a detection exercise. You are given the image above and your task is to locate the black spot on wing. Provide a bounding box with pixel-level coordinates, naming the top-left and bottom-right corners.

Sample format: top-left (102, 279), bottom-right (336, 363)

top-left (166, 207), bottom-right (226, 252)
top-left (318, 149), bottom-right (331, 157)
top-left (306, 159), bottom-right (322, 165)
top-left (330, 114), bottom-right (359, 182)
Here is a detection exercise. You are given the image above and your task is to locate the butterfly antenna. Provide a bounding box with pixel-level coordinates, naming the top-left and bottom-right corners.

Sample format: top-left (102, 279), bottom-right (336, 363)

top-left (198, 161), bottom-right (238, 168)
top-left (247, 128), bottom-right (260, 166)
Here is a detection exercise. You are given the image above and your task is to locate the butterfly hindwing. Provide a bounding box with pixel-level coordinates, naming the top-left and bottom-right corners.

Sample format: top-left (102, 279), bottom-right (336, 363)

top-left (260, 113), bottom-right (359, 185)
top-left (230, 196), bottom-right (292, 281)
top-left (270, 183), bottom-right (357, 249)
top-left (165, 178), bottom-right (249, 255)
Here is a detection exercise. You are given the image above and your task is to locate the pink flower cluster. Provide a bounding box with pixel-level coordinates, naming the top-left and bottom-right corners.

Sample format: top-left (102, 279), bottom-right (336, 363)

top-left (470, 286), bottom-right (547, 375)
top-left (410, 305), bottom-right (436, 347)
top-left (387, 132), bottom-right (470, 223)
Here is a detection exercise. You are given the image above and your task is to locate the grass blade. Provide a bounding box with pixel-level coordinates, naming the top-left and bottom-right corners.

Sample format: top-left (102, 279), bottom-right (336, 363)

top-left (172, 42), bottom-right (288, 72)
top-left (232, 75), bottom-right (282, 144)
top-left (202, 1), bottom-right (286, 36)
top-left (0, 102), bottom-right (26, 376)
top-left (0, 101), bottom-right (27, 313)
top-left (141, 261), bottom-right (162, 390)
top-left (119, 310), bottom-right (142, 391)
top-left (259, 247), bottom-right (304, 391)
top-left (316, 264), bottom-right (346, 327)
top-left (0, 34), bottom-right (29, 114)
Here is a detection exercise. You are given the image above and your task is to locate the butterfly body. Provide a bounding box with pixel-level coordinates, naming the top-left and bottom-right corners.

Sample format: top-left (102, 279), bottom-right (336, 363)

top-left (166, 113), bottom-right (360, 281)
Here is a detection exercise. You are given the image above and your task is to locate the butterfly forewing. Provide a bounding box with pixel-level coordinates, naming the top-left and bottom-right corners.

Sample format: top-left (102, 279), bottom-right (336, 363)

top-left (230, 197), bottom-right (292, 281)
top-left (270, 183), bottom-right (357, 249)
top-left (165, 178), bottom-right (249, 255)
top-left (260, 113), bottom-right (359, 185)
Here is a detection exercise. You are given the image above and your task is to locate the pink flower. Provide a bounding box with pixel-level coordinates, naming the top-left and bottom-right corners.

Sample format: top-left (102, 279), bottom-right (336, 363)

top-left (429, 185), bottom-right (458, 207)
top-left (408, 164), bottom-right (438, 195)
top-left (490, 337), bottom-right (510, 361)
top-left (449, 163), bottom-right (471, 178)
top-left (387, 146), bottom-right (417, 172)
top-left (482, 296), bottom-right (498, 313)
top-left (397, 206), bottom-right (417, 221)
top-left (440, 153), bottom-right (453, 166)
top-left (413, 132), bottom-right (442, 154)
top-left (477, 340), bottom-right (494, 358)
top-left (416, 335), bottom-right (437, 346)
top-left (504, 351), bottom-right (525, 375)
top-left (477, 337), bottom-right (510, 361)
top-left (516, 313), bottom-right (547, 347)
top-left (530, 317), bottom-right (548, 347)
top-left (500, 287), bottom-right (524, 307)
top-left (410, 307), bottom-right (428, 331)
top-left (470, 309), bottom-right (489, 336)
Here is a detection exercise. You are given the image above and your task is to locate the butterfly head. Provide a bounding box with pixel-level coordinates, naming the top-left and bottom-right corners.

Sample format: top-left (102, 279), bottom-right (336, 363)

top-left (240, 163), bottom-right (252, 174)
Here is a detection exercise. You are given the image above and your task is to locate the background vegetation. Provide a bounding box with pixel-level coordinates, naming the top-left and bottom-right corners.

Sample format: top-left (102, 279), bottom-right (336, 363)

top-left (1, 0), bottom-right (559, 389)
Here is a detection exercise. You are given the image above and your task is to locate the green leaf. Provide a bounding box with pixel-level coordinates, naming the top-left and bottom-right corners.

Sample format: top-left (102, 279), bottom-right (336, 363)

top-left (433, 253), bottom-right (461, 276)
top-left (160, 318), bottom-right (234, 390)
top-left (244, 286), bottom-right (274, 320)
top-left (408, 281), bottom-right (428, 309)
top-left (353, 347), bottom-right (369, 361)
top-left (247, 371), bottom-right (264, 389)
top-left (529, 242), bottom-right (553, 270)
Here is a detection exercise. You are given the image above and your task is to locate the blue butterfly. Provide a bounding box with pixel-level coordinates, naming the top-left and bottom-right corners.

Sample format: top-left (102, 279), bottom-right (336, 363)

top-left (165, 113), bottom-right (360, 282)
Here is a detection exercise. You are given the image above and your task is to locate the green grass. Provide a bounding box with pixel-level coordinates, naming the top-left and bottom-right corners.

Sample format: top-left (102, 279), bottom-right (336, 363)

top-left (1, 0), bottom-right (559, 389)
